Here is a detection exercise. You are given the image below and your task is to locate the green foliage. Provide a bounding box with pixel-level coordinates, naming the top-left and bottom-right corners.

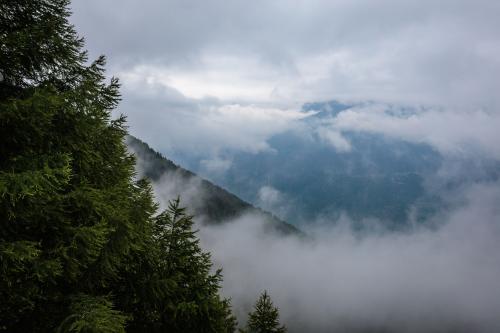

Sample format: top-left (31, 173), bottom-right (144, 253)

top-left (123, 198), bottom-right (237, 333)
top-left (0, 2), bottom-right (126, 324)
top-left (0, 0), bottom-right (85, 90)
top-left (0, 0), bottom-right (237, 332)
top-left (242, 291), bottom-right (286, 333)
top-left (57, 295), bottom-right (128, 333)
top-left (154, 199), bottom-right (237, 332)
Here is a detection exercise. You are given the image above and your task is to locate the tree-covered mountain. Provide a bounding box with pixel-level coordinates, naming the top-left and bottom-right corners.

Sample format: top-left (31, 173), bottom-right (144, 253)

top-left (126, 135), bottom-right (300, 236)
top-left (167, 101), bottom-right (443, 227)
top-left (168, 100), bottom-right (497, 228)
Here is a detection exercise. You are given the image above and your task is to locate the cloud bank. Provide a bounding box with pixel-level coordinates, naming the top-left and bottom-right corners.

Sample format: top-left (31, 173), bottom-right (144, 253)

top-left (70, 0), bottom-right (500, 166)
top-left (332, 105), bottom-right (500, 159)
top-left (129, 130), bottom-right (500, 332)
top-left (72, 0), bottom-right (500, 107)
top-left (199, 182), bottom-right (500, 332)
top-left (119, 73), bottom-right (309, 160)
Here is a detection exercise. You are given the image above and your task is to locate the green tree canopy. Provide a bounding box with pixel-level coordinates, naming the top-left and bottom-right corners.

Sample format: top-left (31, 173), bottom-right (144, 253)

top-left (0, 0), bottom-right (235, 332)
top-left (243, 291), bottom-right (286, 333)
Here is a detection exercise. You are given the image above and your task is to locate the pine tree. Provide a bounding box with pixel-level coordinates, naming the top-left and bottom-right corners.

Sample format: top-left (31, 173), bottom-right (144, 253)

top-left (138, 198), bottom-right (237, 332)
top-left (0, 0), bottom-right (236, 332)
top-left (243, 291), bottom-right (286, 333)
top-left (1, 1), bottom-right (134, 331)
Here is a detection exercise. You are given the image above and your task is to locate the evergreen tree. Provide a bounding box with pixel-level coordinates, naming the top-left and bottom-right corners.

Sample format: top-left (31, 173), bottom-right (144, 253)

top-left (0, 0), bottom-right (236, 332)
top-left (1, 1), bottom-right (132, 331)
top-left (243, 291), bottom-right (286, 333)
top-left (143, 198), bottom-right (237, 332)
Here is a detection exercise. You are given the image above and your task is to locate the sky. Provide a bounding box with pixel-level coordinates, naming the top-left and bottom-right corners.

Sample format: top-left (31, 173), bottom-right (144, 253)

top-left (71, 2), bottom-right (500, 330)
top-left (70, 0), bottom-right (500, 164)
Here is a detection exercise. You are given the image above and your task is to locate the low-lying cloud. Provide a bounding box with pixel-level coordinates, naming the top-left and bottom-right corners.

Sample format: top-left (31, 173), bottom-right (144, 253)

top-left (257, 186), bottom-right (289, 219)
top-left (130, 137), bottom-right (500, 332)
top-left (199, 181), bottom-right (500, 332)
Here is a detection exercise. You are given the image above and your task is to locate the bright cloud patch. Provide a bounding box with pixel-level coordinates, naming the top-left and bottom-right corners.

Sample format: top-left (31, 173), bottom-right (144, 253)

top-left (118, 73), bottom-right (312, 158)
top-left (316, 127), bottom-right (352, 152)
top-left (331, 105), bottom-right (500, 159)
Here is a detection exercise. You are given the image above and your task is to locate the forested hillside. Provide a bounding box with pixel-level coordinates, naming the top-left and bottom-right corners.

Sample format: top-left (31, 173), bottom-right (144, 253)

top-left (127, 136), bottom-right (300, 235)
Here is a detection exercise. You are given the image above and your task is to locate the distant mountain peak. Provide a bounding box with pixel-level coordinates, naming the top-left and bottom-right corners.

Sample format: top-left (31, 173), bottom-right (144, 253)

top-left (301, 100), bottom-right (354, 119)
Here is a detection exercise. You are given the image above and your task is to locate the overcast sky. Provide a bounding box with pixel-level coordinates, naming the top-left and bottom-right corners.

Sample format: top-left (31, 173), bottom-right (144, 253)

top-left (72, 4), bottom-right (500, 330)
top-left (70, 0), bottom-right (500, 162)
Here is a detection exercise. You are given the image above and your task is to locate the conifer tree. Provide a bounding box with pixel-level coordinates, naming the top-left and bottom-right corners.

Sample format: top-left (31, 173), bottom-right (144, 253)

top-left (145, 198), bottom-right (237, 332)
top-left (0, 0), bottom-right (236, 332)
top-left (243, 291), bottom-right (286, 333)
top-left (1, 1), bottom-right (132, 331)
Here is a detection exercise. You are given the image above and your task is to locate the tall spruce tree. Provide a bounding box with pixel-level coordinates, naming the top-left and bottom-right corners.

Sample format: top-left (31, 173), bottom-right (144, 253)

top-left (0, 0), bottom-right (235, 332)
top-left (243, 291), bottom-right (286, 333)
top-left (146, 199), bottom-right (237, 332)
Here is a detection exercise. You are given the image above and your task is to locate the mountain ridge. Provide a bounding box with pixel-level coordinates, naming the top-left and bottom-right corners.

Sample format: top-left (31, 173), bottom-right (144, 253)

top-left (126, 135), bottom-right (301, 236)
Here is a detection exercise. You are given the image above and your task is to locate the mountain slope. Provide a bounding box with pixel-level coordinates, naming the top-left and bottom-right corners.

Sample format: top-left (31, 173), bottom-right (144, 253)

top-left (172, 101), bottom-right (444, 227)
top-left (126, 135), bottom-right (300, 235)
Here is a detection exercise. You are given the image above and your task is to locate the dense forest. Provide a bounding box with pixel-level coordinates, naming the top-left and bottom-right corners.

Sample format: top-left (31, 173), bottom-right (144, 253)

top-left (0, 0), bottom-right (286, 331)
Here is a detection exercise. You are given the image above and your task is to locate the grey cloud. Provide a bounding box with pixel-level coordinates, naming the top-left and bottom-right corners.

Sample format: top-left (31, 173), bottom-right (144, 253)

top-left (200, 157), bottom-right (233, 175)
top-left (132, 143), bottom-right (208, 212)
top-left (71, 1), bottom-right (499, 61)
top-left (199, 182), bottom-right (500, 332)
top-left (331, 104), bottom-right (500, 159)
top-left (117, 76), bottom-right (308, 161)
top-left (70, 0), bottom-right (500, 163)
top-left (256, 186), bottom-right (290, 220)
top-left (71, 0), bottom-right (500, 107)
top-left (131, 132), bottom-right (500, 332)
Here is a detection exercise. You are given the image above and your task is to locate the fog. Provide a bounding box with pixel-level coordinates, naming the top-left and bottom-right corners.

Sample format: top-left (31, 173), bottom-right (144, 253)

top-left (199, 183), bottom-right (500, 332)
top-left (137, 145), bottom-right (500, 332)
